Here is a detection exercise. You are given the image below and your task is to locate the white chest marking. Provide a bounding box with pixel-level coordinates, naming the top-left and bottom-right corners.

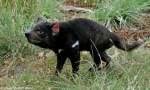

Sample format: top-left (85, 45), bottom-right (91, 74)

top-left (72, 41), bottom-right (79, 48)
top-left (58, 49), bottom-right (63, 53)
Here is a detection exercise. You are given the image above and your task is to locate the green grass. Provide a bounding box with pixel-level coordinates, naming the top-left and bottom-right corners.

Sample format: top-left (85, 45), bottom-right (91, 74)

top-left (1, 48), bottom-right (150, 90)
top-left (0, 0), bottom-right (62, 62)
top-left (0, 0), bottom-right (150, 90)
top-left (94, 0), bottom-right (150, 29)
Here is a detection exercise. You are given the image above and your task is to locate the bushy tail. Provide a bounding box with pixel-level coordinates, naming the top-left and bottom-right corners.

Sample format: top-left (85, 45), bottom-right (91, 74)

top-left (110, 33), bottom-right (143, 51)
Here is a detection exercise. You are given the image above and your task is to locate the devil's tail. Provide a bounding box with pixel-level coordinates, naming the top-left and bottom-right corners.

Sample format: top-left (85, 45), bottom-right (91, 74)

top-left (110, 33), bottom-right (143, 51)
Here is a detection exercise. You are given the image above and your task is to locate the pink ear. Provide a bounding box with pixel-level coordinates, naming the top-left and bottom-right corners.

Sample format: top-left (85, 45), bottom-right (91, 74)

top-left (52, 21), bottom-right (60, 33)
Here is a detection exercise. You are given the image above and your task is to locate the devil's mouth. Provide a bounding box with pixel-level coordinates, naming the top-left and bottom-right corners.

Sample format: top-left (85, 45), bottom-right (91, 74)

top-left (28, 39), bottom-right (42, 44)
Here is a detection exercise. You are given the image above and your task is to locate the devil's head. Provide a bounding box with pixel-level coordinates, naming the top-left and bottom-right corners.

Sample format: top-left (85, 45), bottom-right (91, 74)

top-left (25, 18), bottom-right (60, 48)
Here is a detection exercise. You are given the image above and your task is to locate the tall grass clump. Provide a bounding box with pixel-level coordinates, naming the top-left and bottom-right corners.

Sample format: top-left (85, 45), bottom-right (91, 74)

top-left (0, 0), bottom-right (62, 63)
top-left (94, 0), bottom-right (150, 29)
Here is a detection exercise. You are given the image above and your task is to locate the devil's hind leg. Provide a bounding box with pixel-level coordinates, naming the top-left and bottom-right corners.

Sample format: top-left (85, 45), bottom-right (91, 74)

top-left (89, 45), bottom-right (102, 72)
top-left (100, 51), bottom-right (111, 68)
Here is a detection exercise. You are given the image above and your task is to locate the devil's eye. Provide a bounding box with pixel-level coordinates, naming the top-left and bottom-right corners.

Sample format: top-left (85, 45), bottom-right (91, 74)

top-left (37, 30), bottom-right (44, 34)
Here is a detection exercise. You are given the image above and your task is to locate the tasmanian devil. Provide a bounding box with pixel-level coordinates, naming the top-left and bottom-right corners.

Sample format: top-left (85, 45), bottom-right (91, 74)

top-left (25, 18), bottom-right (143, 75)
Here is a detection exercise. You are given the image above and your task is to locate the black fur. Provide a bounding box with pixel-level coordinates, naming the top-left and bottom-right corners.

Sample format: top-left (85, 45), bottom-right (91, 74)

top-left (25, 18), bottom-right (143, 75)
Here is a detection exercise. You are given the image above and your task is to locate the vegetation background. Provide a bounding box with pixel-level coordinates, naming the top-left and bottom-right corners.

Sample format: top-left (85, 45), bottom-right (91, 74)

top-left (0, 0), bottom-right (150, 90)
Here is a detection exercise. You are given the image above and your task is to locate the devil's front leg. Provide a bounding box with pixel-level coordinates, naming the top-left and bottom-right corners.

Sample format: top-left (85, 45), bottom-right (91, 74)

top-left (67, 43), bottom-right (80, 75)
top-left (55, 50), bottom-right (68, 75)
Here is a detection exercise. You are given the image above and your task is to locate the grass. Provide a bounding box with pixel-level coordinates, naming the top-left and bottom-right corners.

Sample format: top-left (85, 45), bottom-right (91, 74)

top-left (1, 48), bottom-right (150, 90)
top-left (0, 0), bottom-right (62, 62)
top-left (0, 0), bottom-right (150, 90)
top-left (94, 0), bottom-right (150, 29)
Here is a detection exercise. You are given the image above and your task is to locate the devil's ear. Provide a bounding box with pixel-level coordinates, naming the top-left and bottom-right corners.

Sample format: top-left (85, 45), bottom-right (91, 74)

top-left (51, 21), bottom-right (60, 36)
top-left (36, 17), bottom-right (45, 23)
